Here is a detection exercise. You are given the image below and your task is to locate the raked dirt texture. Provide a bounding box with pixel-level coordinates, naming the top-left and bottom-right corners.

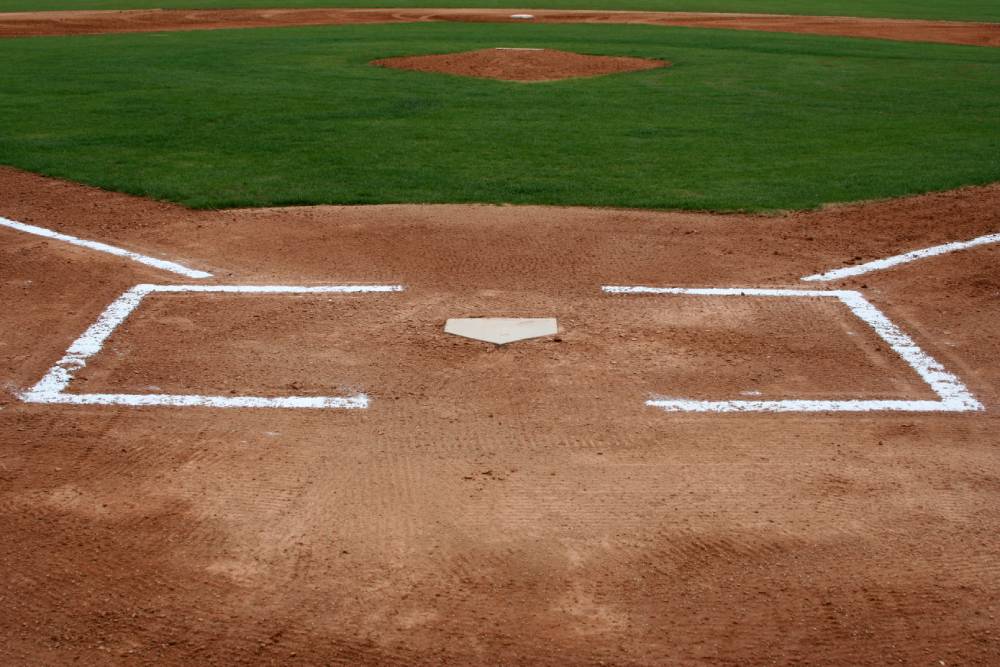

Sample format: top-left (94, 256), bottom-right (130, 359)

top-left (1, 4), bottom-right (999, 665)
top-left (2, 166), bottom-right (999, 664)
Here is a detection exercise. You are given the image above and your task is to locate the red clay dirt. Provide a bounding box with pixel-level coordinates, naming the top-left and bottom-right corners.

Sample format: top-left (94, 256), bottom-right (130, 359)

top-left (373, 48), bottom-right (668, 81)
top-left (2, 165), bottom-right (1000, 664)
top-left (0, 7), bottom-right (997, 47)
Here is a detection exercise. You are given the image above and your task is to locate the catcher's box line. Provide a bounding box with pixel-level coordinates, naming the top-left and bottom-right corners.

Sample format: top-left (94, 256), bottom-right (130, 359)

top-left (20, 283), bottom-right (403, 409)
top-left (0, 216), bottom-right (212, 279)
top-left (602, 286), bottom-right (983, 413)
top-left (802, 231), bottom-right (1000, 282)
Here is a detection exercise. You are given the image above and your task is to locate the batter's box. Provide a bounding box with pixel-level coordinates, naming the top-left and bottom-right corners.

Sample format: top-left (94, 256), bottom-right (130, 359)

top-left (602, 286), bottom-right (983, 413)
top-left (20, 283), bottom-right (403, 409)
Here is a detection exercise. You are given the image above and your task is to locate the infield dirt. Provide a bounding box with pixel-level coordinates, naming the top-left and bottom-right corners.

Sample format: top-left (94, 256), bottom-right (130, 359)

top-left (0, 7), bottom-right (997, 47)
top-left (2, 166), bottom-right (999, 664)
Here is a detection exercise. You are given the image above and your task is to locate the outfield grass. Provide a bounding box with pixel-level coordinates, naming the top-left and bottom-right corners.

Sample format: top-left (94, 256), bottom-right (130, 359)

top-left (0, 23), bottom-right (997, 211)
top-left (2, 0), bottom-right (1000, 23)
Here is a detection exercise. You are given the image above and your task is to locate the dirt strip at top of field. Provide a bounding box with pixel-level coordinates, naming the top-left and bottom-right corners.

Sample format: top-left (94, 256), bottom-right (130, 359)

top-left (0, 8), bottom-right (997, 47)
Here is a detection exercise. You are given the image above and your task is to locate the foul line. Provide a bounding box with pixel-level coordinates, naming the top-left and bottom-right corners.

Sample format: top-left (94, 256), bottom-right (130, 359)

top-left (20, 283), bottom-right (403, 409)
top-left (603, 286), bottom-right (983, 414)
top-left (0, 216), bottom-right (212, 279)
top-left (802, 232), bottom-right (1000, 282)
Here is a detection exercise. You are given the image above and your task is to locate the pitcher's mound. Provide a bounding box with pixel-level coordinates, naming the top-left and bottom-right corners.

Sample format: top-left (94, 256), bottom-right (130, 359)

top-left (372, 48), bottom-right (669, 82)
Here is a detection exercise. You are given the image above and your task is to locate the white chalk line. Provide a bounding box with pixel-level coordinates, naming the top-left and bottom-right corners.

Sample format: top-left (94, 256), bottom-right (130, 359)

top-left (802, 232), bottom-right (1000, 282)
top-left (602, 286), bottom-right (983, 414)
top-left (20, 392), bottom-right (369, 410)
top-left (0, 216), bottom-right (212, 279)
top-left (20, 283), bottom-right (404, 410)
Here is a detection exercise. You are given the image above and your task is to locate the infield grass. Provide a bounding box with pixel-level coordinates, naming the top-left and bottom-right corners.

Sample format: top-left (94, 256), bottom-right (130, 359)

top-left (1, 23), bottom-right (998, 211)
top-left (1, 0), bottom-right (999, 23)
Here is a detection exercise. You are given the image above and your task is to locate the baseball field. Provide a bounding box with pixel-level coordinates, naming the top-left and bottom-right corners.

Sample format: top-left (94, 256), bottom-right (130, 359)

top-left (1, 3), bottom-right (999, 665)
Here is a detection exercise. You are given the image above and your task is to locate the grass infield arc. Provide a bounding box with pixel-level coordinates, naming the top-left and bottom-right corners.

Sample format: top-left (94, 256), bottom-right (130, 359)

top-left (0, 22), bottom-right (997, 211)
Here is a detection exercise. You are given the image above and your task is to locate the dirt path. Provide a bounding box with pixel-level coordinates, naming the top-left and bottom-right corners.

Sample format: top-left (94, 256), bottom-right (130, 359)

top-left (0, 7), bottom-right (997, 46)
top-left (2, 167), bottom-right (999, 663)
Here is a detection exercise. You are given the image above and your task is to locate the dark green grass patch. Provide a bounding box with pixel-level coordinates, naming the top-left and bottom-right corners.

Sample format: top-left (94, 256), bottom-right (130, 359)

top-left (1, 0), bottom-right (999, 23)
top-left (0, 23), bottom-right (997, 211)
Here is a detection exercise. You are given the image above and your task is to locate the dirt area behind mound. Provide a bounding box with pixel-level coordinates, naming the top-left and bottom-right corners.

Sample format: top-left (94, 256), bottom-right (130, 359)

top-left (0, 8), bottom-right (997, 47)
top-left (373, 48), bottom-right (668, 81)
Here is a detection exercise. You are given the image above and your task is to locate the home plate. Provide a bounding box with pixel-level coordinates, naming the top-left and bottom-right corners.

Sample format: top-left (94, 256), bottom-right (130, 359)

top-left (445, 318), bottom-right (558, 345)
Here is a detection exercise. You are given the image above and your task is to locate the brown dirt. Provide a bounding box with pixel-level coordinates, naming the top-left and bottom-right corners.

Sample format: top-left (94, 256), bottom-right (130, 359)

top-left (373, 48), bottom-right (668, 81)
top-left (2, 165), bottom-right (1000, 664)
top-left (0, 7), bottom-right (997, 47)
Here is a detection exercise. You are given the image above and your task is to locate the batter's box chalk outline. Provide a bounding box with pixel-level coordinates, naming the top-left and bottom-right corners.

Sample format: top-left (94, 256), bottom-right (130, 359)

top-left (602, 286), bottom-right (983, 414)
top-left (20, 283), bottom-right (404, 410)
top-left (0, 216), bottom-right (213, 279)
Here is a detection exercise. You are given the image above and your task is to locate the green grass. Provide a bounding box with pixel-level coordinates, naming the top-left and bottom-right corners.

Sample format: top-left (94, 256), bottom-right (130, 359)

top-left (2, 0), bottom-right (999, 23)
top-left (0, 23), bottom-right (998, 211)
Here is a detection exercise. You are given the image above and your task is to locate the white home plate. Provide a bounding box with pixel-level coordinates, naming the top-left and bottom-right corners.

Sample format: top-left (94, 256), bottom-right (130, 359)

top-left (445, 318), bottom-right (558, 345)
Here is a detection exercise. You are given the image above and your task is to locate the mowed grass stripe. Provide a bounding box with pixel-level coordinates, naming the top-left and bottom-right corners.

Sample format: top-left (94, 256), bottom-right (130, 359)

top-left (1, 0), bottom-right (999, 23)
top-left (0, 23), bottom-right (997, 212)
